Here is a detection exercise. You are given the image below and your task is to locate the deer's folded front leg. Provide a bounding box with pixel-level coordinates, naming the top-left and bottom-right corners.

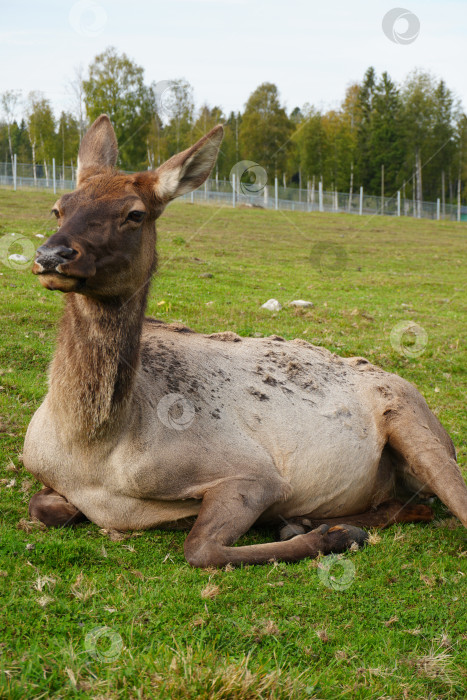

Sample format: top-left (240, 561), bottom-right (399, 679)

top-left (183, 479), bottom-right (368, 568)
top-left (29, 487), bottom-right (88, 527)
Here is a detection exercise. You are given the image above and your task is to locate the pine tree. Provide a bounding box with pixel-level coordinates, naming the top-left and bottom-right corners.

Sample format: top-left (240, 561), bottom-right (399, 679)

top-left (369, 72), bottom-right (405, 197)
top-left (428, 80), bottom-right (459, 203)
top-left (356, 67), bottom-right (377, 189)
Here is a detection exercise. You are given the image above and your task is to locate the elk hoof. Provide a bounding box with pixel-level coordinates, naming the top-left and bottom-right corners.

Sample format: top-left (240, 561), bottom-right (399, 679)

top-left (327, 524), bottom-right (369, 548)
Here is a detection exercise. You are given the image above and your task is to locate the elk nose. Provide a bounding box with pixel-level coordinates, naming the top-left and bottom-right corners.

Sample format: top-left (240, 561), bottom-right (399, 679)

top-left (35, 244), bottom-right (78, 270)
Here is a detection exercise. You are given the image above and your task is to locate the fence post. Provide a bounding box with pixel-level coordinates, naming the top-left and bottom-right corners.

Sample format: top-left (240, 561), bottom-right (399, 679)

top-left (457, 179), bottom-right (461, 222)
top-left (264, 185), bottom-right (268, 208)
top-left (359, 186), bottom-right (363, 216)
top-left (397, 190), bottom-right (401, 216)
top-left (204, 180), bottom-right (208, 201)
top-left (52, 158), bottom-right (56, 194)
top-left (275, 177), bottom-right (278, 210)
top-left (13, 154), bottom-right (17, 191)
top-left (318, 181), bottom-right (323, 212)
top-left (232, 173), bottom-right (236, 208)
top-left (191, 191), bottom-right (194, 204)
top-left (437, 198), bottom-right (440, 221)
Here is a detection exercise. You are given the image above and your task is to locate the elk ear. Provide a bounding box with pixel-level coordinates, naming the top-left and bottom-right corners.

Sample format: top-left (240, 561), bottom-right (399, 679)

top-left (77, 115), bottom-right (118, 185)
top-left (153, 125), bottom-right (223, 202)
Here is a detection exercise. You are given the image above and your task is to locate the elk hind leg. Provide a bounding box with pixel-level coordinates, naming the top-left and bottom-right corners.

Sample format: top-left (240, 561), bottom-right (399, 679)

top-left (279, 500), bottom-right (433, 540)
top-left (388, 413), bottom-right (467, 528)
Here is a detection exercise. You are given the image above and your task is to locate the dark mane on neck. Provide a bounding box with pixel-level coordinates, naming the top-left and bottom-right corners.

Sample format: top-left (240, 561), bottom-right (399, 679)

top-left (48, 287), bottom-right (150, 440)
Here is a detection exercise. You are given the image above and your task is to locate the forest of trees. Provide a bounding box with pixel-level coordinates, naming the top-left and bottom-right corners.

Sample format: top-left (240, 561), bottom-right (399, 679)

top-left (1, 47), bottom-right (466, 205)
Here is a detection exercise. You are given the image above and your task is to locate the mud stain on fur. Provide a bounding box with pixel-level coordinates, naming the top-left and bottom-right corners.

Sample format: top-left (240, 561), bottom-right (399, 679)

top-left (247, 387), bottom-right (270, 401)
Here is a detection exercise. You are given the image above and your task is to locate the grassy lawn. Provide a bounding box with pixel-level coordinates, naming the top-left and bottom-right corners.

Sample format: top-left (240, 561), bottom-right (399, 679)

top-left (0, 187), bottom-right (466, 699)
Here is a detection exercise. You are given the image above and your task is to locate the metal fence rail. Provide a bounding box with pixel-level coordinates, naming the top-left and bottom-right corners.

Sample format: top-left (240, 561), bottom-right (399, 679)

top-left (0, 161), bottom-right (465, 222)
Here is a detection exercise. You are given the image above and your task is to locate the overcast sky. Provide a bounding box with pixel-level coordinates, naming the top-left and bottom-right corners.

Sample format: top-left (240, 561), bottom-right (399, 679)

top-left (1, 0), bottom-right (466, 118)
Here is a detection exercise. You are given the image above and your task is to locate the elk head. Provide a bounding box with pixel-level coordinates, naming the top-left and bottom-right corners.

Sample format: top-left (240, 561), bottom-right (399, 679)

top-left (33, 115), bottom-right (223, 300)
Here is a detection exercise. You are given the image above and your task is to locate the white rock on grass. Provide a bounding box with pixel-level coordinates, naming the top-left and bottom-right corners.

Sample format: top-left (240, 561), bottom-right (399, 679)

top-left (8, 254), bottom-right (29, 263)
top-left (289, 300), bottom-right (314, 308)
top-left (261, 299), bottom-right (282, 311)
top-left (35, 234), bottom-right (45, 239)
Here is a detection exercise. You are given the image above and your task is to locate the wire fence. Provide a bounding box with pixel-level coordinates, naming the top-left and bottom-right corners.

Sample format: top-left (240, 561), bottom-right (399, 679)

top-left (0, 160), bottom-right (465, 222)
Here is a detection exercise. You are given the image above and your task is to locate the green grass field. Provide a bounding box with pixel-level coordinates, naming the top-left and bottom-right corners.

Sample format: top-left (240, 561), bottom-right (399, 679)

top-left (0, 188), bottom-right (466, 699)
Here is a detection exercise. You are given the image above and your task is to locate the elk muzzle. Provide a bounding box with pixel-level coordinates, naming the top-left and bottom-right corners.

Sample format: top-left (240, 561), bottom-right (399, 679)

top-left (33, 242), bottom-right (96, 292)
top-left (34, 244), bottom-right (78, 272)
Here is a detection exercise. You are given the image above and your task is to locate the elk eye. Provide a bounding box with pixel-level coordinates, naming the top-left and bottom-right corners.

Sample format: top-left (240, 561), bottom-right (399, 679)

top-left (51, 208), bottom-right (60, 218)
top-left (126, 210), bottom-right (146, 223)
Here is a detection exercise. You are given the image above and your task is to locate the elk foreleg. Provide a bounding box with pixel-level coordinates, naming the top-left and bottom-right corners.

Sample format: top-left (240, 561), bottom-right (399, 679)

top-left (183, 478), bottom-right (368, 568)
top-left (29, 487), bottom-right (88, 527)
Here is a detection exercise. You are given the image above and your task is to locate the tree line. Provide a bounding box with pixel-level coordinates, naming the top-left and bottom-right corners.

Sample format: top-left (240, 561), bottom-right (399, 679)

top-left (1, 47), bottom-right (466, 204)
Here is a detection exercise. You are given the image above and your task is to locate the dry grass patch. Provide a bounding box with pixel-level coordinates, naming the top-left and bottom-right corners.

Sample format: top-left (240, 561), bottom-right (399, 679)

top-left (408, 645), bottom-right (458, 685)
top-left (367, 530), bottom-right (382, 545)
top-left (70, 572), bottom-right (97, 601)
top-left (251, 620), bottom-right (280, 641)
top-left (201, 583), bottom-right (221, 599)
top-left (16, 517), bottom-right (45, 532)
top-left (148, 649), bottom-right (308, 700)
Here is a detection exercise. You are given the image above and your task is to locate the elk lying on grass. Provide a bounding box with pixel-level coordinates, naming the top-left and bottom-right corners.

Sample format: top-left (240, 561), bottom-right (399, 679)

top-left (24, 115), bottom-right (467, 567)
